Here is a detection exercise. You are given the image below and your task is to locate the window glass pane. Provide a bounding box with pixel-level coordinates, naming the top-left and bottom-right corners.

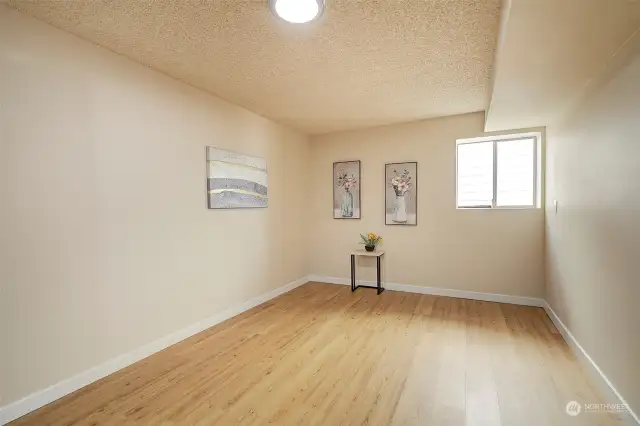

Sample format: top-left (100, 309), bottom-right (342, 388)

top-left (496, 138), bottom-right (534, 206)
top-left (457, 142), bottom-right (493, 207)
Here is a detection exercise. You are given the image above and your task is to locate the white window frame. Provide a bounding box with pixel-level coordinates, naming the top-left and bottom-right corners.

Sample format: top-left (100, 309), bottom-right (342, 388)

top-left (456, 132), bottom-right (541, 209)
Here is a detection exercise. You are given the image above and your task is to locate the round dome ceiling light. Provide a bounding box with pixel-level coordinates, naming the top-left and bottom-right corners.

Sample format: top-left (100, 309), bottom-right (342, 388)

top-left (269, 0), bottom-right (325, 24)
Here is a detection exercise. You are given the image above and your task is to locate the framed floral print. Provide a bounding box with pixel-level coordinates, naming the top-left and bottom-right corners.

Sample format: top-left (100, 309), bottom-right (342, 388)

top-left (385, 162), bottom-right (417, 225)
top-left (333, 161), bottom-right (361, 219)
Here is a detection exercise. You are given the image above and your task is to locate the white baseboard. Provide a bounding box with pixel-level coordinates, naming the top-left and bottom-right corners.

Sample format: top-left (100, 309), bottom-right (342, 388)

top-left (308, 275), bottom-right (544, 307)
top-left (542, 302), bottom-right (639, 425)
top-left (0, 276), bottom-right (310, 425)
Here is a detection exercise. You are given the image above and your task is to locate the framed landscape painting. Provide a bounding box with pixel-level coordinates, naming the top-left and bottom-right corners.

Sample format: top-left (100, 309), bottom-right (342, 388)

top-left (385, 162), bottom-right (417, 225)
top-left (333, 160), bottom-right (361, 219)
top-left (206, 147), bottom-right (268, 209)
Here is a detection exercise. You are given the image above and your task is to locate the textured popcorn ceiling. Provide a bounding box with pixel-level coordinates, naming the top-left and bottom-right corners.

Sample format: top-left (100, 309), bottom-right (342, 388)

top-left (10, 0), bottom-right (501, 134)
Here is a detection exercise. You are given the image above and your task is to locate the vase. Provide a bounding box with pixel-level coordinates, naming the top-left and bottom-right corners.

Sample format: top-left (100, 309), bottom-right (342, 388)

top-left (341, 188), bottom-right (353, 217)
top-left (393, 193), bottom-right (408, 223)
top-left (365, 245), bottom-right (375, 252)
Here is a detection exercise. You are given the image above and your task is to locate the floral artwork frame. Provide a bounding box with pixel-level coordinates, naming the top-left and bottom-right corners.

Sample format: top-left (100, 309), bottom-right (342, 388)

top-left (333, 160), bottom-right (361, 219)
top-left (385, 162), bottom-right (417, 226)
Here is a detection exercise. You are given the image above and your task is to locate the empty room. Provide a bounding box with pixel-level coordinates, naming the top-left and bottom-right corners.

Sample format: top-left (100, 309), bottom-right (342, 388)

top-left (1, 0), bottom-right (639, 425)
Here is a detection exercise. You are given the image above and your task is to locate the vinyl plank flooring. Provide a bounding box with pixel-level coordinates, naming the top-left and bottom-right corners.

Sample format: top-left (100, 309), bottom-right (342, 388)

top-left (8, 282), bottom-right (625, 426)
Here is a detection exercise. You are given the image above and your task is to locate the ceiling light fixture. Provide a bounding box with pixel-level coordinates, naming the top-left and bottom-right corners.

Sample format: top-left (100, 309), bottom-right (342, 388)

top-left (269, 0), bottom-right (325, 24)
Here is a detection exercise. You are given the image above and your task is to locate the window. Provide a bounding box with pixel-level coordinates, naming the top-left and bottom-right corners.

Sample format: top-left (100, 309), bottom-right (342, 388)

top-left (456, 134), bottom-right (539, 208)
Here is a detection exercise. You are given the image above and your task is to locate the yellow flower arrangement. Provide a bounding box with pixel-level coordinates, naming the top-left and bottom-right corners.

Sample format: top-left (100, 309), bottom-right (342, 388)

top-left (360, 232), bottom-right (383, 250)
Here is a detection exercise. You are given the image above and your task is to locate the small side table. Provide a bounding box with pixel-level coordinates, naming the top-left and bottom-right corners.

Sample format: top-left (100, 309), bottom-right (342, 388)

top-left (351, 250), bottom-right (385, 294)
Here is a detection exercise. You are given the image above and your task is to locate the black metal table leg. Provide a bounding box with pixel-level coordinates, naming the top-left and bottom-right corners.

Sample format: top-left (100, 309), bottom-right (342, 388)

top-left (377, 255), bottom-right (382, 294)
top-left (351, 253), bottom-right (384, 294)
top-left (351, 254), bottom-right (355, 292)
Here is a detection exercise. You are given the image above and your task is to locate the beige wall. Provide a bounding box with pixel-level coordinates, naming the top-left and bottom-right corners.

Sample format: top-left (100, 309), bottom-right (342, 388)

top-left (310, 112), bottom-right (545, 297)
top-left (0, 6), bottom-right (309, 406)
top-left (545, 51), bottom-right (640, 414)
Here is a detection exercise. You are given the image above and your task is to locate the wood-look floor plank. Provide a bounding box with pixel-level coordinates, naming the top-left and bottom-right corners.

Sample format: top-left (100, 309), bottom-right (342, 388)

top-left (8, 283), bottom-right (625, 426)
